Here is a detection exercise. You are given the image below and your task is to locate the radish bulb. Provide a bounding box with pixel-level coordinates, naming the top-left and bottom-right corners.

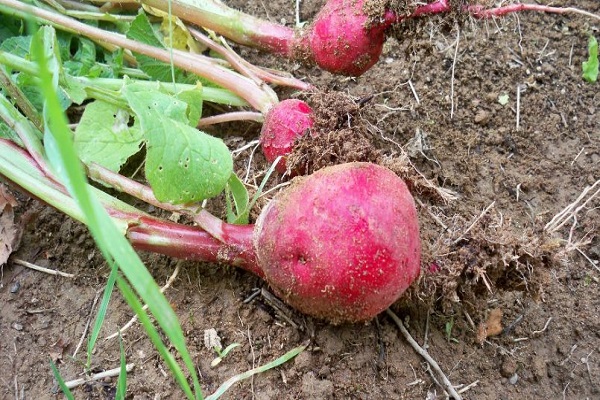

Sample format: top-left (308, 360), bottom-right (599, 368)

top-left (128, 162), bottom-right (421, 323)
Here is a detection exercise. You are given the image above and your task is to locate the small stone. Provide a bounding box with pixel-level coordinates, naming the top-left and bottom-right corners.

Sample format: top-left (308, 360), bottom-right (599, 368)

top-left (474, 110), bottom-right (491, 125)
top-left (509, 373), bottom-right (519, 385)
top-left (12, 322), bottom-right (23, 331)
top-left (500, 358), bottom-right (517, 378)
top-left (10, 281), bottom-right (20, 293)
top-left (203, 328), bottom-right (221, 351)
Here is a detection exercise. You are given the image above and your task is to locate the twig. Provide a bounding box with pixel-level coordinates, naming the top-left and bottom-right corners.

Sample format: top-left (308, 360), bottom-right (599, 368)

top-left (457, 380), bottom-right (479, 394)
top-left (105, 262), bottom-right (181, 340)
top-left (408, 79), bottom-right (420, 104)
top-left (545, 180), bottom-right (600, 233)
top-left (260, 288), bottom-right (300, 330)
top-left (574, 247), bottom-right (600, 273)
top-left (416, 198), bottom-right (448, 230)
top-left (247, 327), bottom-right (256, 398)
top-left (13, 258), bottom-right (74, 278)
top-left (64, 363), bottom-right (135, 389)
top-left (450, 27), bottom-right (460, 119)
top-left (516, 84), bottom-right (521, 131)
top-left (452, 201), bottom-right (495, 245)
top-left (423, 309), bottom-right (430, 349)
top-left (72, 289), bottom-right (102, 358)
top-left (532, 317), bottom-right (552, 336)
top-left (468, 3), bottom-right (600, 22)
top-left (295, 0), bottom-right (301, 26)
top-left (386, 309), bottom-right (462, 400)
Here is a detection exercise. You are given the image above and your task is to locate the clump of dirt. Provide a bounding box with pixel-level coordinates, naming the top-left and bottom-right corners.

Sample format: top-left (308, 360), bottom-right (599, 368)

top-left (287, 91), bottom-right (380, 174)
top-left (409, 212), bottom-right (554, 315)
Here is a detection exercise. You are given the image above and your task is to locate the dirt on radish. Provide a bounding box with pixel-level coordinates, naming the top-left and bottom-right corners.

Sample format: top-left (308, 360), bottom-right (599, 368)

top-left (1, 0), bottom-right (599, 399)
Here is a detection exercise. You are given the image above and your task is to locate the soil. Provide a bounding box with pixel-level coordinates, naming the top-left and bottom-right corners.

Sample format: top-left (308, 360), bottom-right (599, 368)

top-left (1, 0), bottom-right (599, 399)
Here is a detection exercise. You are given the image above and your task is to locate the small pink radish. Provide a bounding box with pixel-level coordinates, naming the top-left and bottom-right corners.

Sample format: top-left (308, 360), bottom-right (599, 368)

top-left (127, 162), bottom-right (421, 323)
top-left (260, 99), bottom-right (314, 174)
top-left (292, 0), bottom-right (391, 76)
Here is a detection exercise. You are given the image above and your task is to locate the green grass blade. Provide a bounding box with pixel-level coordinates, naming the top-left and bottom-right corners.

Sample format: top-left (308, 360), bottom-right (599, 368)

top-left (115, 334), bottom-right (127, 400)
top-left (116, 274), bottom-right (195, 399)
top-left (86, 259), bottom-right (118, 368)
top-left (205, 345), bottom-right (306, 400)
top-left (29, 25), bottom-right (202, 399)
top-left (50, 361), bottom-right (75, 400)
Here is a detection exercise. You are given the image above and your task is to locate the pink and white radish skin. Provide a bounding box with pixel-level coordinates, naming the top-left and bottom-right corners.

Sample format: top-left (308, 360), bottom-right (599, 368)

top-left (293, 0), bottom-right (391, 76)
top-left (254, 162), bottom-right (421, 322)
top-left (127, 162), bottom-right (421, 323)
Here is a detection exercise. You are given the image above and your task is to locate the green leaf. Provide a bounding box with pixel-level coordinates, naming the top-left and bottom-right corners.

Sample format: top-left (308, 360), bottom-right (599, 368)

top-left (30, 24), bottom-right (202, 399)
top-left (116, 276), bottom-right (196, 399)
top-left (0, 121), bottom-right (22, 144)
top-left (225, 173), bottom-right (249, 224)
top-left (123, 84), bottom-right (232, 203)
top-left (75, 100), bottom-right (143, 171)
top-left (175, 86), bottom-right (203, 127)
top-left (582, 36), bottom-right (599, 83)
top-left (86, 259), bottom-right (118, 368)
top-left (206, 345), bottom-right (305, 400)
top-left (0, 35), bottom-right (31, 59)
top-left (126, 12), bottom-right (195, 84)
top-left (0, 14), bottom-right (22, 41)
top-left (144, 119), bottom-right (231, 202)
top-left (15, 73), bottom-right (72, 111)
top-left (21, 27), bottom-right (73, 111)
top-left (63, 37), bottom-right (97, 77)
top-left (123, 81), bottom-right (189, 122)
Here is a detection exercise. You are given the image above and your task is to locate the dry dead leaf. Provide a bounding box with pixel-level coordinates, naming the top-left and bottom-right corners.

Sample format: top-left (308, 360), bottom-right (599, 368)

top-left (0, 184), bottom-right (20, 266)
top-left (476, 308), bottom-right (503, 344)
top-left (49, 336), bottom-right (71, 364)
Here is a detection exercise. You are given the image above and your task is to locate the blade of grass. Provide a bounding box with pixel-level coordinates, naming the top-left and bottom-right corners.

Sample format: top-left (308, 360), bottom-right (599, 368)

top-left (116, 274), bottom-right (195, 399)
top-left (86, 259), bottom-right (119, 369)
top-left (50, 360), bottom-right (75, 400)
top-left (115, 334), bottom-right (127, 400)
top-left (205, 345), bottom-right (305, 400)
top-left (29, 24), bottom-right (202, 399)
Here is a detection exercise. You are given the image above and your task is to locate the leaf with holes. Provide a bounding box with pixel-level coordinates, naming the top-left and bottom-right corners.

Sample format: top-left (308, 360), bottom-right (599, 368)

top-left (122, 84), bottom-right (232, 203)
top-left (75, 100), bottom-right (143, 172)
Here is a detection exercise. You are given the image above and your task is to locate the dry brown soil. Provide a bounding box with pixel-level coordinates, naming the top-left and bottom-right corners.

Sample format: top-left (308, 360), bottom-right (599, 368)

top-left (1, 0), bottom-right (599, 399)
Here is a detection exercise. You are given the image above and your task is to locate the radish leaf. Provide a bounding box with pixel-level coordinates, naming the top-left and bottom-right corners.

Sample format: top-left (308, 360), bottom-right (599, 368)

top-left (126, 12), bottom-right (195, 84)
top-left (75, 100), bottom-right (143, 172)
top-left (225, 173), bottom-right (249, 224)
top-left (582, 36), bottom-right (598, 83)
top-left (123, 84), bottom-right (232, 203)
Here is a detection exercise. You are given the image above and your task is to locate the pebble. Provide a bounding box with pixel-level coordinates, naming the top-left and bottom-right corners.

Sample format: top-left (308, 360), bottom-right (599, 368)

top-left (10, 281), bottom-right (20, 294)
top-left (474, 110), bottom-right (491, 125)
top-left (12, 322), bottom-right (23, 331)
top-left (509, 373), bottom-right (519, 385)
top-left (500, 357), bottom-right (517, 378)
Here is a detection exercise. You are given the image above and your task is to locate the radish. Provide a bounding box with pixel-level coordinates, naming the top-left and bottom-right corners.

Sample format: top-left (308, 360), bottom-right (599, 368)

top-left (126, 162), bottom-right (421, 323)
top-left (0, 132), bottom-right (420, 322)
top-left (140, 0), bottom-right (600, 76)
top-left (260, 99), bottom-right (314, 173)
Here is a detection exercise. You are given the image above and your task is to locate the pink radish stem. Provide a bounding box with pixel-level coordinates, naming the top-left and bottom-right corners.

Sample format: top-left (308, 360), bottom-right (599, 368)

top-left (0, 0), bottom-right (278, 113)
